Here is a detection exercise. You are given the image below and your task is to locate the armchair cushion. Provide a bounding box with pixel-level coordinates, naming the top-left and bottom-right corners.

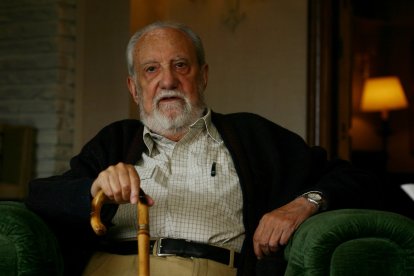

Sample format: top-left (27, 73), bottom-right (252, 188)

top-left (0, 201), bottom-right (63, 276)
top-left (1, 202), bottom-right (413, 276)
top-left (284, 209), bottom-right (414, 276)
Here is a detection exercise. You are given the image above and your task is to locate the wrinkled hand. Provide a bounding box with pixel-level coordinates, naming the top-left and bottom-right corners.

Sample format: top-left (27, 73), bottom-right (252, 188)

top-left (253, 197), bottom-right (318, 259)
top-left (90, 162), bottom-right (153, 205)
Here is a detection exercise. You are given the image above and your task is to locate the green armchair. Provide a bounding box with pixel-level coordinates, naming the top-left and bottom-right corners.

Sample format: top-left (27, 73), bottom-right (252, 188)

top-left (0, 201), bottom-right (63, 276)
top-left (0, 201), bottom-right (413, 275)
top-left (284, 209), bottom-right (414, 275)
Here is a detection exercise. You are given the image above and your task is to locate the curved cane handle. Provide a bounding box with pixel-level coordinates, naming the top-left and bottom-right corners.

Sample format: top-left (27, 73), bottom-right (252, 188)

top-left (90, 189), bottom-right (107, 236)
top-left (90, 189), bottom-right (151, 275)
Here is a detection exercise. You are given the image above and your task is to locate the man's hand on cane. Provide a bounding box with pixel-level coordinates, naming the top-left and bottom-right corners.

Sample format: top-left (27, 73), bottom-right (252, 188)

top-left (90, 162), bottom-right (153, 276)
top-left (91, 162), bottom-right (154, 205)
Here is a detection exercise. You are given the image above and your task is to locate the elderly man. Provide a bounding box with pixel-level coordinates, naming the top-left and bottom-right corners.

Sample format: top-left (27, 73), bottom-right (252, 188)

top-left (26, 22), bottom-right (376, 276)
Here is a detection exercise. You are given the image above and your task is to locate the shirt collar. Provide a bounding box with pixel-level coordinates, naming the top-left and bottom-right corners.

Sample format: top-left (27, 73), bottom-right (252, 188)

top-left (142, 109), bottom-right (222, 155)
top-left (142, 126), bottom-right (157, 155)
top-left (189, 109), bottom-right (222, 144)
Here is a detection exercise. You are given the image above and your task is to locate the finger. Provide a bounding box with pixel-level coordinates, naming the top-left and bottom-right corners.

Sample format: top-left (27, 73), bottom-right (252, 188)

top-left (278, 227), bottom-right (295, 246)
top-left (144, 194), bottom-right (155, 206)
top-left (253, 236), bottom-right (264, 259)
top-left (127, 166), bottom-right (140, 204)
top-left (268, 232), bottom-right (281, 252)
top-left (91, 169), bottom-right (111, 198)
top-left (108, 169), bottom-right (124, 202)
top-left (268, 223), bottom-right (284, 252)
top-left (115, 163), bottom-right (133, 202)
top-left (95, 171), bottom-right (114, 200)
top-left (253, 225), bottom-right (269, 258)
top-left (90, 178), bottom-right (101, 198)
top-left (260, 242), bottom-right (271, 256)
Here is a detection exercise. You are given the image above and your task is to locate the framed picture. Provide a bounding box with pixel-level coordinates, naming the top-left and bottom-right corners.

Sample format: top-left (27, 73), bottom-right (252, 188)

top-left (0, 124), bottom-right (35, 200)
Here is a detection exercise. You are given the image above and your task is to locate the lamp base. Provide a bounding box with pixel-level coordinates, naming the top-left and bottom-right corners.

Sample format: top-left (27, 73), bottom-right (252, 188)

top-left (379, 118), bottom-right (391, 168)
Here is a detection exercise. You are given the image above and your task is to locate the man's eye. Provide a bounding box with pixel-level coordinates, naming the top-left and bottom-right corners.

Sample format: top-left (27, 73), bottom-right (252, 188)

top-left (145, 66), bottom-right (157, 73)
top-left (175, 62), bottom-right (187, 68)
top-left (175, 62), bottom-right (190, 73)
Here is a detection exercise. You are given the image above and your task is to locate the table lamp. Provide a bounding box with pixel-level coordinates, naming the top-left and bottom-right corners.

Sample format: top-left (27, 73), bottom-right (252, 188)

top-left (360, 76), bottom-right (409, 153)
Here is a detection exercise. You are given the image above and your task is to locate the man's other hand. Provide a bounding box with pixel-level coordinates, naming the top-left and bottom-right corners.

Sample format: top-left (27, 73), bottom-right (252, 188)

top-left (253, 196), bottom-right (318, 259)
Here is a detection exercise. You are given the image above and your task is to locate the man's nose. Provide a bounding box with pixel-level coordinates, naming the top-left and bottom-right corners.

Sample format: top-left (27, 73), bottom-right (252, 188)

top-left (159, 68), bottom-right (178, 90)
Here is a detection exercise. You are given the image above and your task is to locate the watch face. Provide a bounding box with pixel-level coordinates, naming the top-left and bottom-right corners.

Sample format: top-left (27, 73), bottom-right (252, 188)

top-left (308, 193), bottom-right (322, 201)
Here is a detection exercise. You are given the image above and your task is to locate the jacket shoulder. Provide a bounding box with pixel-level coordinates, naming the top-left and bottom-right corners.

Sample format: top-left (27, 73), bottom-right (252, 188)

top-left (213, 111), bottom-right (297, 135)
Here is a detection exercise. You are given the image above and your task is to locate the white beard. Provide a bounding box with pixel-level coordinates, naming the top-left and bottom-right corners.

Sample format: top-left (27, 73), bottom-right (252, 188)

top-left (138, 89), bottom-right (206, 138)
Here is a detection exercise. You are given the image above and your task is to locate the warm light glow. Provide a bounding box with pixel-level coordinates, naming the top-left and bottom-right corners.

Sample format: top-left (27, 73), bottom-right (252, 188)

top-left (361, 76), bottom-right (409, 119)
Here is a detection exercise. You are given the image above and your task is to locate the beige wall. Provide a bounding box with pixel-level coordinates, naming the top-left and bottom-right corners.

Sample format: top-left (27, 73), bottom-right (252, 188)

top-left (75, 0), bottom-right (308, 152)
top-left (75, 0), bottom-right (132, 151)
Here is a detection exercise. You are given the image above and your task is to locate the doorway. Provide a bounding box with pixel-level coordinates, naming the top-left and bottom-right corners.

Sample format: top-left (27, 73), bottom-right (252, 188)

top-left (308, 0), bottom-right (414, 218)
top-left (348, 0), bottom-right (414, 175)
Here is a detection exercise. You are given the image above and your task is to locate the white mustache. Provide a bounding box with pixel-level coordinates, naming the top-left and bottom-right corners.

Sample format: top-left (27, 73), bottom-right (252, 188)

top-left (154, 90), bottom-right (186, 105)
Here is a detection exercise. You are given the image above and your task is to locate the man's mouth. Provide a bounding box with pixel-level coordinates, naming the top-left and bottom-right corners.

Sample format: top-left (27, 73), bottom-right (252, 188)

top-left (160, 96), bottom-right (180, 101)
top-left (154, 90), bottom-right (186, 108)
top-left (158, 96), bottom-right (183, 105)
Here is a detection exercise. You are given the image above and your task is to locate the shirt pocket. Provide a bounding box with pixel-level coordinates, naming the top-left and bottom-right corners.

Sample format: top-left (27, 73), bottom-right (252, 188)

top-left (137, 167), bottom-right (154, 181)
top-left (138, 166), bottom-right (168, 189)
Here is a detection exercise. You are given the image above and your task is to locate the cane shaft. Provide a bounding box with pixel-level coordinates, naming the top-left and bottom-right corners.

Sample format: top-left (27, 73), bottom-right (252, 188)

top-left (90, 189), bottom-right (150, 275)
top-left (137, 202), bottom-right (150, 276)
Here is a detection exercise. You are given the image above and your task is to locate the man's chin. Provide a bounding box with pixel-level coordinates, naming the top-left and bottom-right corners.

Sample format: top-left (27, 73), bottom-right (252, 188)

top-left (157, 108), bottom-right (186, 120)
top-left (145, 110), bottom-right (188, 128)
top-left (157, 98), bottom-right (185, 109)
top-left (140, 101), bottom-right (205, 137)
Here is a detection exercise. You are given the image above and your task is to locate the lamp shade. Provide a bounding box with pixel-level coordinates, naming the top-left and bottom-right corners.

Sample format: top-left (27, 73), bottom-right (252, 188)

top-left (361, 76), bottom-right (408, 114)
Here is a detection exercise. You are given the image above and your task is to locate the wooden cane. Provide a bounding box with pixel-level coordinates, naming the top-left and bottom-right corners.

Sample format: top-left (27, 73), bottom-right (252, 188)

top-left (90, 190), bottom-right (108, 236)
top-left (137, 198), bottom-right (150, 276)
top-left (90, 189), bottom-right (150, 276)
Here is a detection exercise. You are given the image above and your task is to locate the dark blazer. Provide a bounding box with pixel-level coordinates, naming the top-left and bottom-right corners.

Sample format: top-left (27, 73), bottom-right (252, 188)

top-left (26, 112), bottom-right (377, 275)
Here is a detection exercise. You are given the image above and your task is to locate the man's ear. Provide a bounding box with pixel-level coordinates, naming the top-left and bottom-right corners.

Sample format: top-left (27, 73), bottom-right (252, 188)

top-left (127, 76), bottom-right (139, 105)
top-left (201, 64), bottom-right (209, 90)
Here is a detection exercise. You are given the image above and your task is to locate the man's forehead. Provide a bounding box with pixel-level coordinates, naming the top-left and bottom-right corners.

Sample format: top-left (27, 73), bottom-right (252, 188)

top-left (134, 28), bottom-right (196, 63)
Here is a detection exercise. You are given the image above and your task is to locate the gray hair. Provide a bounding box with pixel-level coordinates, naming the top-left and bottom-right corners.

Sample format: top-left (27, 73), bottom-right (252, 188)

top-left (126, 21), bottom-right (206, 77)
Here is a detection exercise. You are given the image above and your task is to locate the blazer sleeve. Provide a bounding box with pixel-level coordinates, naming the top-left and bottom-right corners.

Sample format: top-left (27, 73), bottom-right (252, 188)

top-left (25, 119), bottom-right (143, 225)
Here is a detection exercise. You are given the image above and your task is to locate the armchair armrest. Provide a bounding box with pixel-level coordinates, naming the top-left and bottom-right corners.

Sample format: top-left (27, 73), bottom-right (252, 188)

top-left (284, 209), bottom-right (414, 276)
top-left (0, 201), bottom-right (63, 275)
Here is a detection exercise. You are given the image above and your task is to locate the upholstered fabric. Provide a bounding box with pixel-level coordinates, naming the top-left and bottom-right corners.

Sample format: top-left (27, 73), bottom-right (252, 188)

top-left (1, 203), bottom-right (413, 276)
top-left (284, 209), bottom-right (414, 276)
top-left (0, 201), bottom-right (63, 276)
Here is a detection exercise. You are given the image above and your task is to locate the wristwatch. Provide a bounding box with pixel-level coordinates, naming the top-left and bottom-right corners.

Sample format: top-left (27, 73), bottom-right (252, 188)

top-left (301, 191), bottom-right (326, 211)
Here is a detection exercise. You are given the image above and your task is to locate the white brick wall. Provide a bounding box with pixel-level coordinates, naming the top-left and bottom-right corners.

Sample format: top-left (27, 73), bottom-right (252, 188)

top-left (0, 0), bottom-right (76, 177)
